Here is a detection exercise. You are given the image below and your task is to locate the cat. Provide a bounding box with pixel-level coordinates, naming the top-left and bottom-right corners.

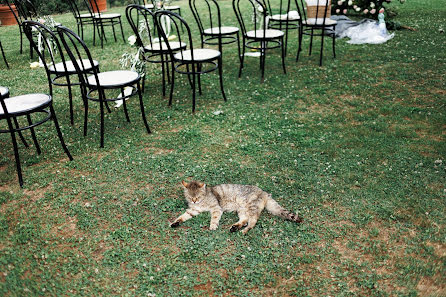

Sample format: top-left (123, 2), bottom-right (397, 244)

top-left (170, 181), bottom-right (303, 234)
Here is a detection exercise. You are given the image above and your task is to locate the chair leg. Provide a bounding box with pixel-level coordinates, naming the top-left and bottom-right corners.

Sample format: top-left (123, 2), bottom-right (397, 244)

top-left (26, 114), bottom-right (41, 155)
top-left (6, 117), bottom-right (24, 187)
top-left (236, 32), bottom-right (241, 66)
top-left (112, 21), bottom-right (118, 42)
top-left (309, 28), bottom-right (314, 56)
top-left (332, 28), bottom-right (336, 59)
top-left (83, 94), bottom-right (89, 136)
top-left (161, 54), bottom-right (166, 98)
top-left (191, 68), bottom-right (196, 113)
top-left (50, 104), bottom-right (73, 161)
top-left (13, 117), bottom-right (29, 148)
top-left (99, 94), bottom-right (105, 148)
top-left (19, 27), bottom-right (23, 54)
top-left (137, 81), bottom-right (151, 134)
top-left (168, 62), bottom-right (175, 107)
top-left (320, 27), bottom-right (325, 67)
top-left (218, 56), bottom-right (226, 102)
top-left (67, 76), bottom-right (74, 126)
top-left (122, 88), bottom-right (131, 123)
top-left (281, 38), bottom-right (286, 74)
top-left (238, 41), bottom-right (245, 78)
top-left (0, 41), bottom-right (9, 69)
top-left (119, 20), bottom-right (125, 42)
top-left (197, 63), bottom-right (202, 96)
top-left (296, 25), bottom-right (302, 62)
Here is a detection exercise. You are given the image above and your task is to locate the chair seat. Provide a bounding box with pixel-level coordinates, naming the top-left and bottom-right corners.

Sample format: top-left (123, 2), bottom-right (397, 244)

top-left (145, 41), bottom-right (186, 52)
top-left (79, 13), bottom-right (95, 18)
top-left (87, 71), bottom-right (139, 87)
top-left (174, 49), bottom-right (220, 62)
top-left (304, 18), bottom-right (337, 26)
top-left (246, 29), bottom-right (284, 39)
top-left (94, 13), bottom-right (121, 19)
top-left (49, 59), bottom-right (99, 73)
top-left (0, 86), bottom-right (9, 97)
top-left (204, 26), bottom-right (239, 35)
top-left (271, 13), bottom-right (300, 21)
top-left (165, 5), bottom-right (180, 9)
top-left (143, 3), bottom-right (154, 8)
top-left (0, 94), bottom-right (51, 115)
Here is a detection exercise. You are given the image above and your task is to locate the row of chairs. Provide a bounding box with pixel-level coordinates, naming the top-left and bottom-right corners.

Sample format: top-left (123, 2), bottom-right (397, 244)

top-left (1, 1), bottom-right (336, 187)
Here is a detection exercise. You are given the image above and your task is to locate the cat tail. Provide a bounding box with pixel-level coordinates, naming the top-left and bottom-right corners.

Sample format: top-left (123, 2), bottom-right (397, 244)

top-left (265, 197), bottom-right (303, 223)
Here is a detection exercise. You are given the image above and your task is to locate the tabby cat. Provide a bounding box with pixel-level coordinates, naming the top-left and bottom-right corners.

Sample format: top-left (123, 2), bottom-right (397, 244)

top-left (170, 181), bottom-right (303, 234)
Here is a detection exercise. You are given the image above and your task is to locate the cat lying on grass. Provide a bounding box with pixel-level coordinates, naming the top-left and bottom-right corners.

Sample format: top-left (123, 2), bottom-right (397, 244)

top-left (170, 181), bottom-right (303, 234)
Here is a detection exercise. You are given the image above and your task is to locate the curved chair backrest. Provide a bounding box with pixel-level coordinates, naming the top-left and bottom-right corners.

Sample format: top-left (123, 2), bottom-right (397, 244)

top-left (296, 0), bottom-right (330, 23)
top-left (57, 26), bottom-right (102, 92)
top-left (126, 4), bottom-right (158, 49)
top-left (4, 0), bottom-right (21, 25)
top-left (0, 87), bottom-right (10, 117)
top-left (13, 0), bottom-right (38, 22)
top-left (88, 0), bottom-right (103, 17)
top-left (233, 0), bottom-right (268, 37)
top-left (67, 0), bottom-right (84, 19)
top-left (22, 20), bottom-right (67, 95)
top-left (154, 10), bottom-right (192, 61)
top-left (189, 0), bottom-right (222, 35)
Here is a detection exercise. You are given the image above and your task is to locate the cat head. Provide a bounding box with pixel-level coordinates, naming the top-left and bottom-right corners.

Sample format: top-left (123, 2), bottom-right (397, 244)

top-left (182, 181), bottom-right (206, 204)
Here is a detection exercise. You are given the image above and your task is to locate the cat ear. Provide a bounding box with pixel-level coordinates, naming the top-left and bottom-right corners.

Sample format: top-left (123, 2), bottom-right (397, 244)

top-left (181, 181), bottom-right (189, 188)
top-left (198, 182), bottom-right (205, 188)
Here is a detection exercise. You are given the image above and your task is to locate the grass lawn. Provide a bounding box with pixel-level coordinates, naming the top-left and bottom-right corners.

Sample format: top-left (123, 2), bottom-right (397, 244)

top-left (0, 0), bottom-right (445, 296)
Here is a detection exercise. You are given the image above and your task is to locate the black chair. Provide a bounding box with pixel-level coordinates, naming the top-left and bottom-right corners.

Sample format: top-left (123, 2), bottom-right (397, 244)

top-left (295, 0), bottom-right (336, 66)
top-left (5, 0), bottom-right (34, 57)
top-left (87, 0), bottom-right (126, 48)
top-left (23, 20), bottom-right (100, 126)
top-left (0, 87), bottom-right (29, 147)
top-left (0, 87), bottom-right (73, 187)
top-left (189, 0), bottom-right (240, 60)
top-left (67, 0), bottom-right (99, 42)
top-left (233, 0), bottom-right (286, 82)
top-left (0, 39), bottom-right (9, 69)
top-left (154, 10), bottom-right (226, 113)
top-left (57, 26), bottom-right (151, 148)
top-left (126, 4), bottom-right (186, 97)
top-left (264, 0), bottom-right (301, 57)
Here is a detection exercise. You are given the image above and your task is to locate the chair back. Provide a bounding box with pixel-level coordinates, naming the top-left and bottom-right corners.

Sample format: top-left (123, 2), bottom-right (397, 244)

top-left (22, 20), bottom-right (67, 95)
top-left (265, 0), bottom-right (301, 26)
top-left (13, 0), bottom-right (38, 22)
top-left (67, 0), bottom-right (85, 19)
top-left (57, 26), bottom-right (102, 92)
top-left (4, 0), bottom-right (21, 25)
top-left (126, 4), bottom-right (158, 50)
top-left (233, 0), bottom-right (268, 37)
top-left (0, 87), bottom-right (10, 117)
top-left (88, 0), bottom-right (103, 17)
top-left (189, 0), bottom-right (222, 35)
top-left (154, 10), bottom-right (191, 61)
top-left (298, 0), bottom-right (331, 24)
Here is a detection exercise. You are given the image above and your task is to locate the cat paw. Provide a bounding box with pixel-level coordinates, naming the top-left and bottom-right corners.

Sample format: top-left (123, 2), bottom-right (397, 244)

top-left (230, 225), bottom-right (240, 232)
top-left (170, 221), bottom-right (180, 228)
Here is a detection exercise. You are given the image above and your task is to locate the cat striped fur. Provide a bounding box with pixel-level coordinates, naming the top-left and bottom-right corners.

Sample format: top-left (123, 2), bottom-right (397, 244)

top-left (170, 181), bottom-right (302, 234)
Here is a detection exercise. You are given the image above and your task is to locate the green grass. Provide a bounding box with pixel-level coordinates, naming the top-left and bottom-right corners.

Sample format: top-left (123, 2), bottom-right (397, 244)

top-left (0, 0), bottom-right (445, 296)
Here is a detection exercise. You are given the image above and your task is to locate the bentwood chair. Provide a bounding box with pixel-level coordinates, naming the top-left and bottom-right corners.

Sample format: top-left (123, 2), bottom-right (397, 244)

top-left (189, 0), bottom-right (240, 61)
top-left (265, 0), bottom-right (301, 57)
top-left (23, 20), bottom-right (100, 126)
top-left (5, 0), bottom-right (34, 57)
top-left (87, 0), bottom-right (126, 48)
top-left (126, 5), bottom-right (186, 97)
top-left (57, 26), bottom-right (151, 148)
top-left (67, 0), bottom-right (99, 42)
top-left (296, 0), bottom-right (336, 66)
top-left (155, 10), bottom-right (226, 113)
top-left (0, 88), bottom-right (73, 187)
top-left (233, 0), bottom-right (286, 82)
top-left (0, 39), bottom-right (9, 69)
